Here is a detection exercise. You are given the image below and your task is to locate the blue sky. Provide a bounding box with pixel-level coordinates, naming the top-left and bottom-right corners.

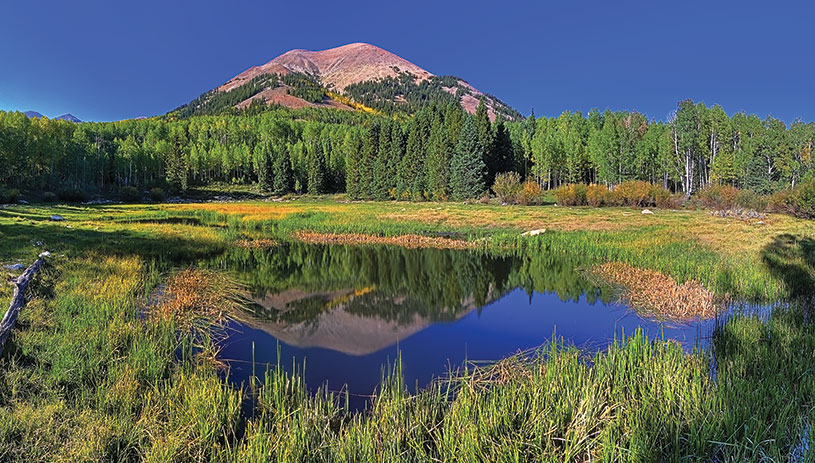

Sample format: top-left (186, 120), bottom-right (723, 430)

top-left (1, 0), bottom-right (812, 122)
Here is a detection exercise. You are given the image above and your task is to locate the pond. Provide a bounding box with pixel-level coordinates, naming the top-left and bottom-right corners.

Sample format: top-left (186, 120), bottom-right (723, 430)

top-left (207, 242), bottom-right (717, 410)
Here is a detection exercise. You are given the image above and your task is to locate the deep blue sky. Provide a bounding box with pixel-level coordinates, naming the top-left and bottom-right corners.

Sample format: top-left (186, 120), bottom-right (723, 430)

top-left (1, 0), bottom-right (812, 122)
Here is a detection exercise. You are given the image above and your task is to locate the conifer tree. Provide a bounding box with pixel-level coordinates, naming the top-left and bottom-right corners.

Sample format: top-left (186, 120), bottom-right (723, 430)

top-left (359, 122), bottom-right (379, 198)
top-left (424, 114), bottom-right (451, 200)
top-left (372, 119), bottom-right (393, 200)
top-left (307, 141), bottom-right (326, 194)
top-left (344, 131), bottom-right (362, 199)
top-left (254, 141), bottom-right (274, 191)
top-left (450, 117), bottom-right (486, 200)
top-left (487, 118), bottom-right (514, 186)
top-left (272, 145), bottom-right (292, 195)
top-left (397, 119), bottom-right (424, 199)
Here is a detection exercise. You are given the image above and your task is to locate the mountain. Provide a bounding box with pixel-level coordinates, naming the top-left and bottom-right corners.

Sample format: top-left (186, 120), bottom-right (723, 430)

top-left (23, 111), bottom-right (81, 123)
top-left (55, 113), bottom-right (81, 123)
top-left (175, 43), bottom-right (520, 120)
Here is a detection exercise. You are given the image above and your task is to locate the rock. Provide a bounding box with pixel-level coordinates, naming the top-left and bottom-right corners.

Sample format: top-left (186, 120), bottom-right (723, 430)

top-left (4, 264), bottom-right (25, 271)
top-left (38, 251), bottom-right (51, 258)
top-left (18, 199), bottom-right (29, 205)
top-left (522, 228), bottom-right (547, 236)
top-left (50, 215), bottom-right (64, 221)
top-left (757, 220), bottom-right (765, 225)
top-left (642, 209), bottom-right (654, 215)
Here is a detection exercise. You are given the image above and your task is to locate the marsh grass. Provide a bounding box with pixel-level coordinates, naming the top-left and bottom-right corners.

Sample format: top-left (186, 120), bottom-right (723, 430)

top-left (152, 268), bottom-right (246, 332)
top-left (0, 200), bottom-right (814, 461)
top-left (590, 261), bottom-right (718, 321)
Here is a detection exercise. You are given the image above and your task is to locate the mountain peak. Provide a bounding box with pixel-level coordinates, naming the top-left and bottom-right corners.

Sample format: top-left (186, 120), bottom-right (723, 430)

top-left (55, 113), bottom-right (81, 123)
top-left (184, 43), bottom-right (519, 120)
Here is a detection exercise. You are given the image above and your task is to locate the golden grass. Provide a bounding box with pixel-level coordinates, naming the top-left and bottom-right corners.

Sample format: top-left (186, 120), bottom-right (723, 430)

top-left (592, 262), bottom-right (718, 321)
top-left (294, 231), bottom-right (475, 250)
top-left (158, 200), bottom-right (814, 259)
top-left (235, 238), bottom-right (278, 249)
top-left (153, 269), bottom-right (244, 330)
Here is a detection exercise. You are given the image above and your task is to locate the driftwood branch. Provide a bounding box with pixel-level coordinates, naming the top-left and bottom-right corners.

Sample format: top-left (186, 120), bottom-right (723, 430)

top-left (0, 257), bottom-right (46, 357)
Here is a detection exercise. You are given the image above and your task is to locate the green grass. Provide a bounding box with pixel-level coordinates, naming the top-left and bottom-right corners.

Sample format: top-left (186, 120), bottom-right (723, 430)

top-left (0, 199), bottom-right (813, 461)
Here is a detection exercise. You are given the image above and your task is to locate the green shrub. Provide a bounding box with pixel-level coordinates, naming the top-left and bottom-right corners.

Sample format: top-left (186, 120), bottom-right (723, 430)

top-left (0, 188), bottom-right (20, 204)
top-left (42, 192), bottom-right (58, 202)
top-left (586, 184), bottom-right (611, 207)
top-left (554, 184), bottom-right (587, 206)
top-left (735, 189), bottom-right (768, 212)
top-left (492, 172), bottom-right (522, 204)
top-left (767, 189), bottom-right (795, 214)
top-left (120, 186), bottom-right (141, 202)
top-left (519, 181), bottom-right (542, 205)
top-left (58, 188), bottom-right (88, 203)
top-left (695, 184), bottom-right (739, 210)
top-left (149, 187), bottom-right (166, 203)
top-left (793, 177), bottom-right (815, 218)
top-left (613, 181), bottom-right (651, 207)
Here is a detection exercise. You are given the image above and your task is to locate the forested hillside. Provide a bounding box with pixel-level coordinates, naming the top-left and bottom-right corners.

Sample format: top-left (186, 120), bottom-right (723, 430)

top-left (0, 99), bottom-right (813, 202)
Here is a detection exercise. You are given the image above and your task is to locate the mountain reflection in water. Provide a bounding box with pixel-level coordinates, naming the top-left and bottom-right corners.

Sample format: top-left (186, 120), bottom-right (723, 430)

top-left (206, 242), bottom-right (714, 408)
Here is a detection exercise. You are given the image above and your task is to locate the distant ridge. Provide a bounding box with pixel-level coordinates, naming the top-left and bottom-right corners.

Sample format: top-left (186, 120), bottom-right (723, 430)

top-left (23, 111), bottom-right (82, 123)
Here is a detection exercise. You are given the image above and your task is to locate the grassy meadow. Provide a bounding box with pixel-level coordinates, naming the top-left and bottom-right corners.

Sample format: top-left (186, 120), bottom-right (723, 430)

top-left (1, 198), bottom-right (814, 461)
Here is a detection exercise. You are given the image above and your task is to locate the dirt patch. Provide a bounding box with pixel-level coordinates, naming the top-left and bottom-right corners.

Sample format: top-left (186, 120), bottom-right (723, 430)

top-left (294, 231), bottom-right (474, 250)
top-left (591, 262), bottom-right (718, 321)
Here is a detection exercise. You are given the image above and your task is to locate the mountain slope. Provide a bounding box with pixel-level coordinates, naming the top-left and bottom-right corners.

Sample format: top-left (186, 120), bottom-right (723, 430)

top-left (177, 43), bottom-right (520, 120)
top-left (55, 113), bottom-right (81, 123)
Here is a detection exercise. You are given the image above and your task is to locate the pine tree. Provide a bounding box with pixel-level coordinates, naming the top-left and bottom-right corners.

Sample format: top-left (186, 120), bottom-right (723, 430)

top-left (450, 117), bottom-right (486, 200)
top-left (397, 119), bottom-right (424, 199)
top-left (359, 122), bottom-right (379, 199)
top-left (272, 145), bottom-right (292, 195)
top-left (344, 131), bottom-right (362, 199)
top-left (372, 119), bottom-right (393, 200)
top-left (254, 141), bottom-right (274, 191)
top-left (444, 101), bottom-right (464, 148)
top-left (424, 114), bottom-right (451, 200)
top-left (387, 122), bottom-right (405, 199)
top-left (488, 118), bottom-right (514, 186)
top-left (307, 141), bottom-right (326, 194)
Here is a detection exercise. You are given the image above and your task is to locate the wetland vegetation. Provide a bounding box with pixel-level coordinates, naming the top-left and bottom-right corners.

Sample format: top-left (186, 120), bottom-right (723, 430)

top-left (0, 199), bottom-right (813, 461)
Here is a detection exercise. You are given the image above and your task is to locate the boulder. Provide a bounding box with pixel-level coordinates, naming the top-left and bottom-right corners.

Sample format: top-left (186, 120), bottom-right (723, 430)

top-left (50, 215), bottom-right (64, 221)
top-left (642, 209), bottom-right (654, 215)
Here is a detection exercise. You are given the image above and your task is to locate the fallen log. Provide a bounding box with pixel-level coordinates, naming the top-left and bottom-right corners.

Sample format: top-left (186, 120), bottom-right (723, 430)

top-left (0, 256), bottom-right (47, 356)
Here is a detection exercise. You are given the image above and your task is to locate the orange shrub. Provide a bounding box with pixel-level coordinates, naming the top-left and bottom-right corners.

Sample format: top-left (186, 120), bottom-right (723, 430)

top-left (613, 181), bottom-right (651, 207)
top-left (695, 184), bottom-right (740, 210)
top-left (554, 184), bottom-right (588, 206)
top-left (649, 184), bottom-right (673, 208)
top-left (519, 181), bottom-right (543, 205)
top-left (586, 184), bottom-right (611, 207)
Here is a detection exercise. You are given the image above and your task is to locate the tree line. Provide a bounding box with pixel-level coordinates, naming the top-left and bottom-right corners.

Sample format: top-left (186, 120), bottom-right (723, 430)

top-left (1, 99), bottom-right (813, 200)
top-left (526, 100), bottom-right (814, 194)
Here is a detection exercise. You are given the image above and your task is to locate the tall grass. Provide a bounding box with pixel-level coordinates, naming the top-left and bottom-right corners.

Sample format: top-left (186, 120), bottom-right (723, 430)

top-left (0, 201), bottom-right (813, 460)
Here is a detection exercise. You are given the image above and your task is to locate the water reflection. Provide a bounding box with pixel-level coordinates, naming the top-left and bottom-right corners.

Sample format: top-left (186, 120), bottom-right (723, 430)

top-left (205, 242), bottom-right (714, 407)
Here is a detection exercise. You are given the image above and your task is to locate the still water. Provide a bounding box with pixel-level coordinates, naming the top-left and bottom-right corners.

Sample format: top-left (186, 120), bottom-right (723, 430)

top-left (207, 242), bottom-right (714, 408)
